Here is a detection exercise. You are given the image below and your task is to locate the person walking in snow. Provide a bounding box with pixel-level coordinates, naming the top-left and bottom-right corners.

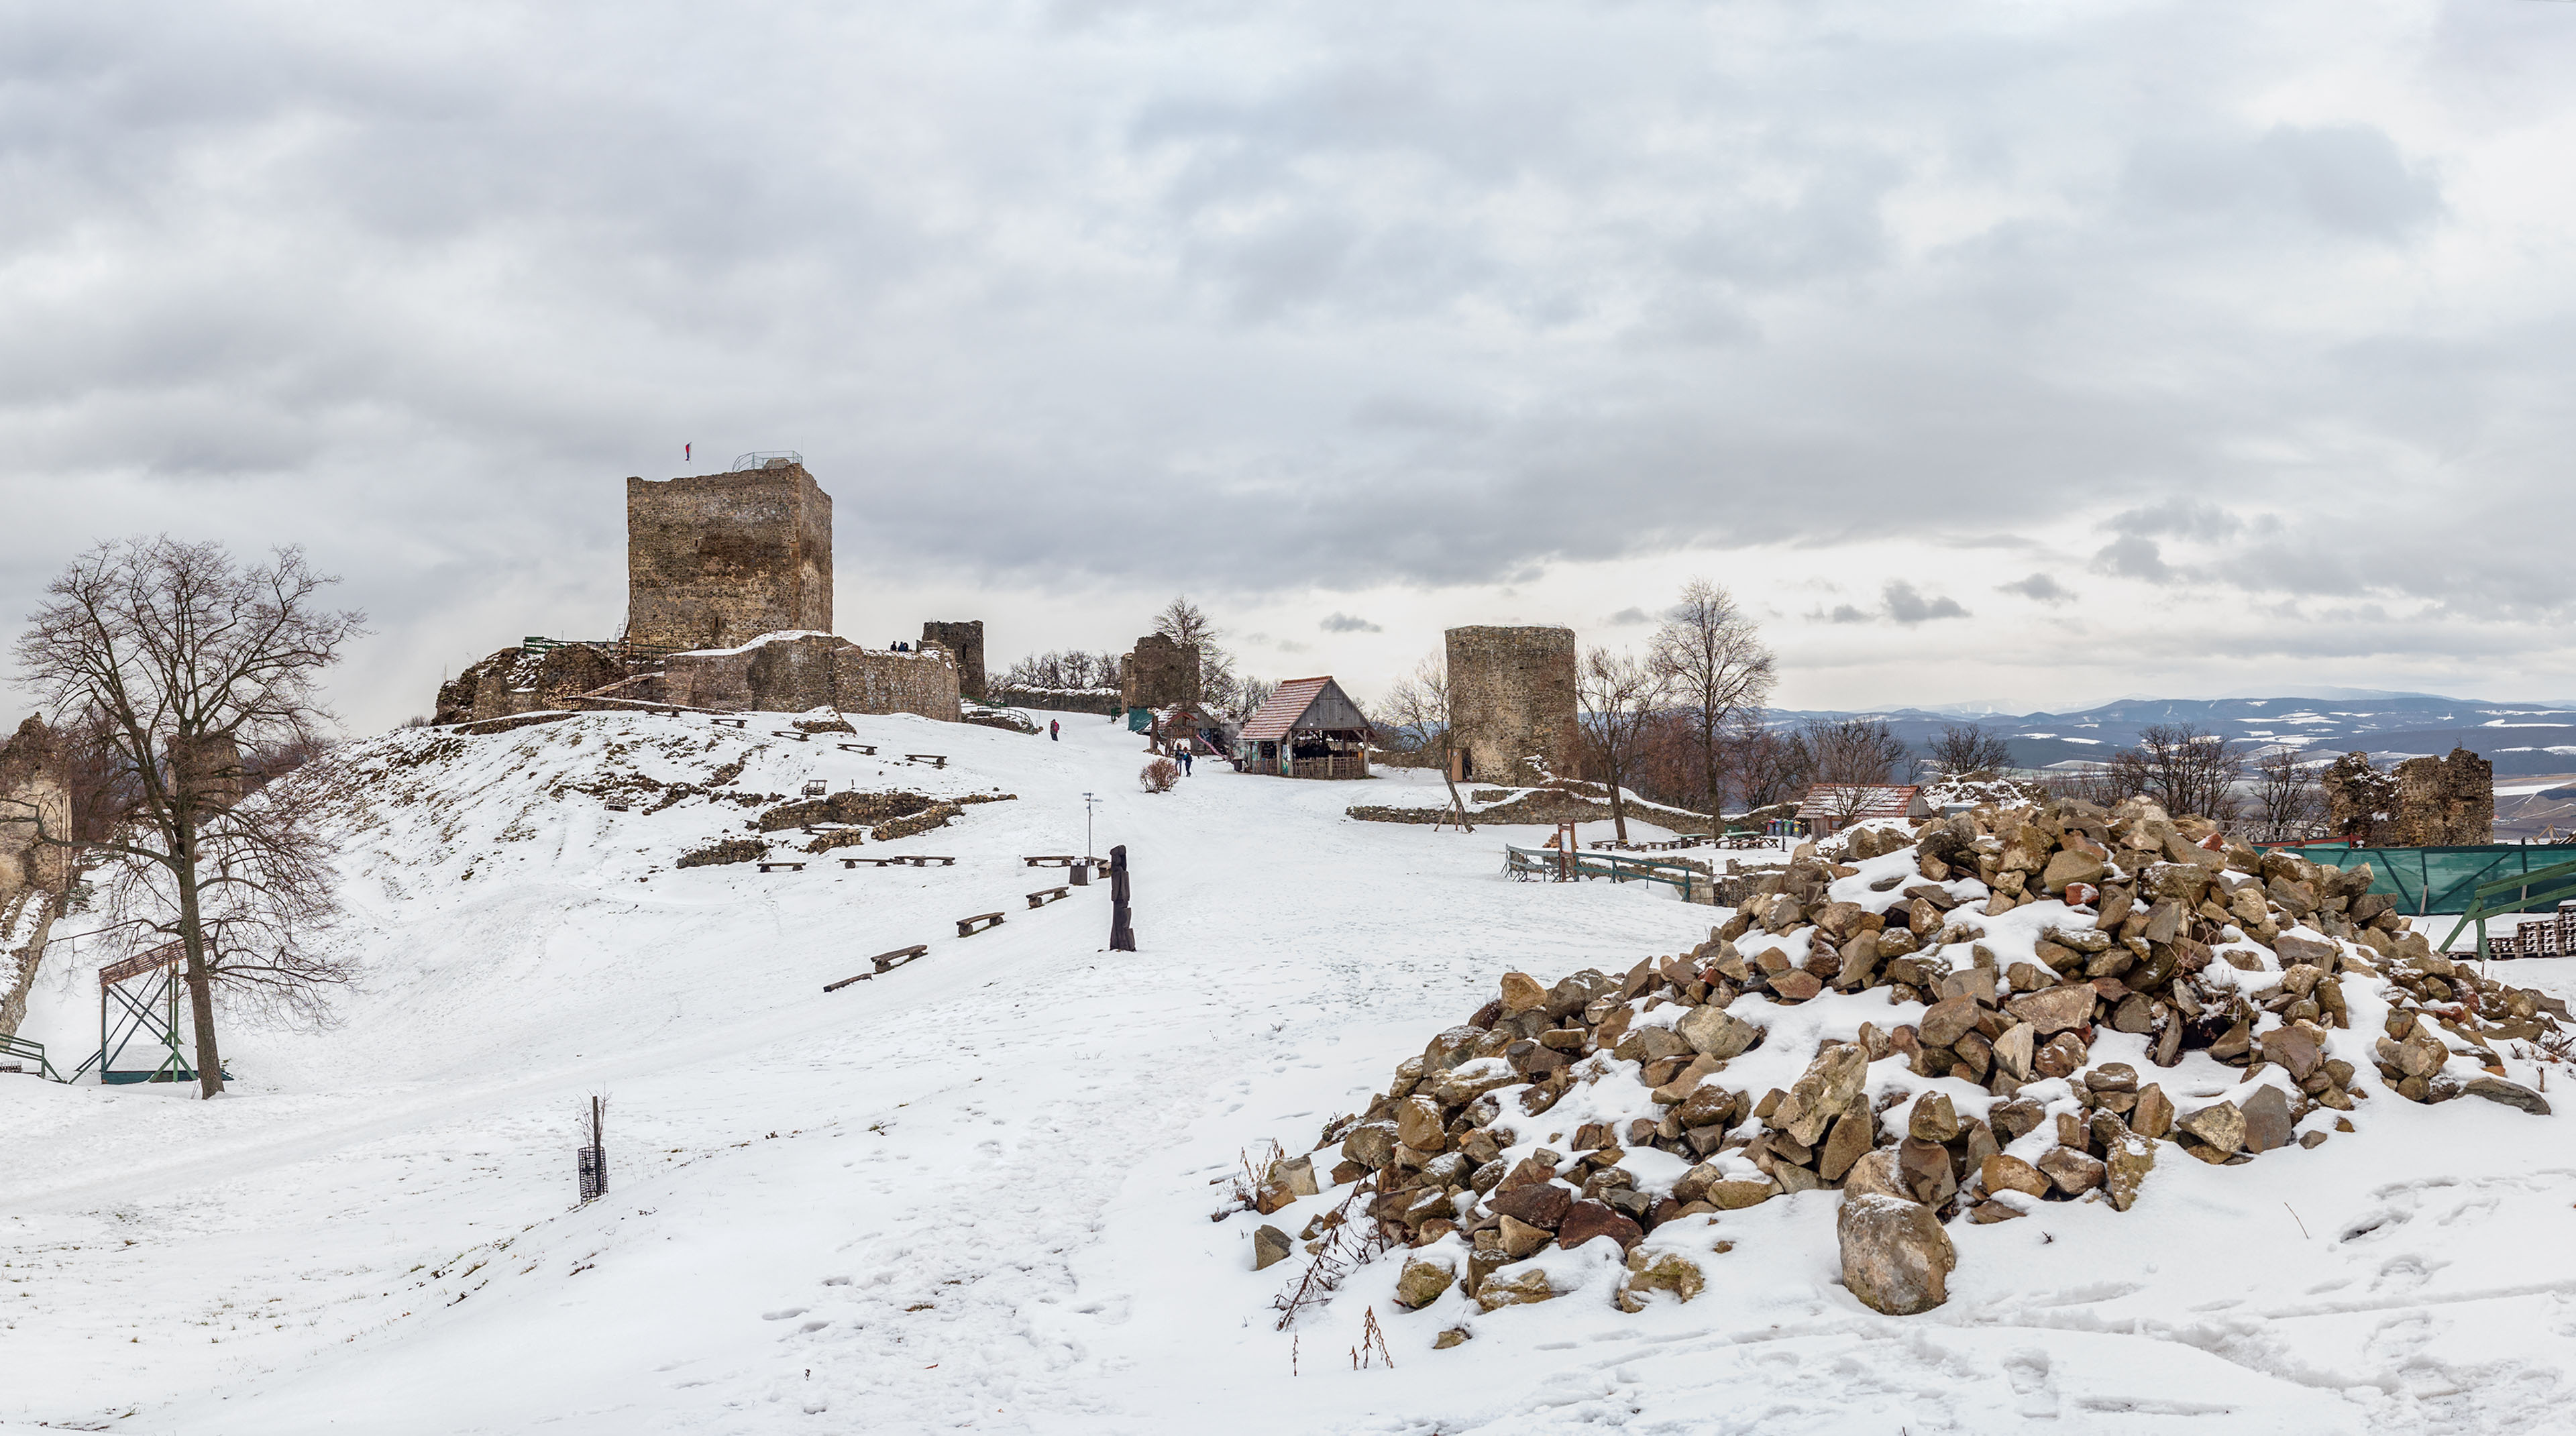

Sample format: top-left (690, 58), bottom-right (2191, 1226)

top-left (1049, 719), bottom-right (1061, 742)
top-left (1177, 747), bottom-right (1193, 777)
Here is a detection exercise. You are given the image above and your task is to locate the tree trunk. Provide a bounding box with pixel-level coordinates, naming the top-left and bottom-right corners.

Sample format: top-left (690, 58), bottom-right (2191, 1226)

top-left (172, 829), bottom-right (225, 1098)
top-left (1607, 759), bottom-right (1629, 842)
top-left (1701, 711), bottom-right (1722, 837)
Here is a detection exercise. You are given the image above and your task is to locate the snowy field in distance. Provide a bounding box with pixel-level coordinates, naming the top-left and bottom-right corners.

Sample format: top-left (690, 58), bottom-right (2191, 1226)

top-left (3, 708), bottom-right (2575, 1435)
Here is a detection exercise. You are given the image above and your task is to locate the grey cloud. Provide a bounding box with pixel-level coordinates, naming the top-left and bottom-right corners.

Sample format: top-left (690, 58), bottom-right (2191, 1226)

top-left (1607, 606), bottom-right (1651, 626)
top-left (1883, 581), bottom-right (1968, 624)
top-left (2123, 123), bottom-right (2442, 241)
top-left (2106, 499), bottom-right (2243, 542)
top-left (2096, 535), bottom-right (2176, 584)
top-left (1319, 612), bottom-right (1380, 632)
top-left (1829, 604), bottom-right (1871, 624)
top-left (1999, 573), bottom-right (2076, 605)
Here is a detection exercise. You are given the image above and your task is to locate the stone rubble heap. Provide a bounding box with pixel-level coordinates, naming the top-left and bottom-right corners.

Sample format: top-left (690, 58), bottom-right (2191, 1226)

top-left (1248, 796), bottom-right (2569, 1328)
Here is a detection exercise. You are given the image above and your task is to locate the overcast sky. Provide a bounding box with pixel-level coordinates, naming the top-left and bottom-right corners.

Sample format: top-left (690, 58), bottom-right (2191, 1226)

top-left (5, 0), bottom-right (2574, 731)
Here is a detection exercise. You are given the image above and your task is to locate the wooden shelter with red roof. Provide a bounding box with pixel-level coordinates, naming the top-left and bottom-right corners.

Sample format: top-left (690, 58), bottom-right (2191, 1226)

top-left (1237, 675), bottom-right (1375, 779)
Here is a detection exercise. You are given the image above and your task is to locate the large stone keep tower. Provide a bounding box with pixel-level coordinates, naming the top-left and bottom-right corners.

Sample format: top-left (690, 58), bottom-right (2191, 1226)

top-left (1446, 625), bottom-right (1579, 785)
top-left (626, 460), bottom-right (833, 651)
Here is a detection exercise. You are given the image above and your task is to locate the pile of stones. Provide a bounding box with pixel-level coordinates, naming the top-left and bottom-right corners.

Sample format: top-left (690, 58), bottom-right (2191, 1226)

top-left (1252, 796), bottom-right (2569, 1326)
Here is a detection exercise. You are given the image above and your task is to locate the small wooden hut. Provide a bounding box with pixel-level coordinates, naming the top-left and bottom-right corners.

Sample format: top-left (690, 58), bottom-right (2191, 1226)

top-left (1795, 783), bottom-right (1931, 836)
top-left (1238, 676), bottom-right (1375, 779)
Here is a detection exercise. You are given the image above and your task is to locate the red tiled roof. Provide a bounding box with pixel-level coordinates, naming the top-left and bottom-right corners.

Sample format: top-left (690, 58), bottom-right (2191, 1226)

top-left (1239, 677), bottom-right (1334, 743)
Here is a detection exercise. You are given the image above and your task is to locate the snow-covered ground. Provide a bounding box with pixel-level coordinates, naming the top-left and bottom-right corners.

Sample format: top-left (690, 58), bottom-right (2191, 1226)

top-left (5, 710), bottom-right (2576, 1435)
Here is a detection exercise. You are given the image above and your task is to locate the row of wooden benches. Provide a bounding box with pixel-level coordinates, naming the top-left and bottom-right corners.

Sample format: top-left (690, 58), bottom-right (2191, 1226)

top-left (820, 880), bottom-right (1088, 989)
top-left (700, 718), bottom-right (951, 766)
top-left (757, 853), bottom-right (1110, 875)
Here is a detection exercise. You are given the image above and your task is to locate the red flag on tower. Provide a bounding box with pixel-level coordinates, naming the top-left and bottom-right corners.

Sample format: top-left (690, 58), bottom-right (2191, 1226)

top-left (685, 442), bottom-right (692, 461)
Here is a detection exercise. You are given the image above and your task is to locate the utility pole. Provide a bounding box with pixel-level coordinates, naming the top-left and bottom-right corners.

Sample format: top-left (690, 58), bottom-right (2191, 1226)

top-left (1082, 791), bottom-right (1099, 861)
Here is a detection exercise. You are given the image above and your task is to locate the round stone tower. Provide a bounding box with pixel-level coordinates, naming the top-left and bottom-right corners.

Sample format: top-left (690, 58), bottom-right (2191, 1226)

top-left (1444, 625), bottom-right (1579, 785)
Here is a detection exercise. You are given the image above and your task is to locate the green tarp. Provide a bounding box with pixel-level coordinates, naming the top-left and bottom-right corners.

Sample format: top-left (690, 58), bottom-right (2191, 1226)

top-left (2301, 844), bottom-right (2576, 916)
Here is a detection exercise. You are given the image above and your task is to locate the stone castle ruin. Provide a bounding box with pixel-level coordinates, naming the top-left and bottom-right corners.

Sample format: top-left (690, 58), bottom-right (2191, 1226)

top-left (0, 717), bottom-right (72, 1040)
top-left (1120, 634), bottom-right (1200, 712)
top-left (433, 459), bottom-right (966, 726)
top-left (922, 621), bottom-right (987, 700)
top-left (625, 459), bottom-right (834, 651)
top-left (2324, 747), bottom-right (2494, 846)
top-left (1446, 625), bottom-right (1580, 786)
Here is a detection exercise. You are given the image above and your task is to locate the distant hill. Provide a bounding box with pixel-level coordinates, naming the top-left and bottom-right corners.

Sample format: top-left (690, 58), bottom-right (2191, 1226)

top-left (1767, 694), bottom-right (2576, 777)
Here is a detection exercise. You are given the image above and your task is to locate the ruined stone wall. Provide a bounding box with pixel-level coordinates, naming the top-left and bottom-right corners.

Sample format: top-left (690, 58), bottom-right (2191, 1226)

top-left (1119, 634), bottom-right (1199, 710)
top-left (625, 464), bottom-right (833, 651)
top-left (657, 634), bottom-right (959, 720)
top-left (922, 621), bottom-right (986, 699)
top-left (0, 717), bottom-right (72, 1039)
top-left (2389, 748), bottom-right (2495, 846)
top-left (434, 644), bottom-right (631, 726)
top-left (1445, 624), bottom-right (1580, 787)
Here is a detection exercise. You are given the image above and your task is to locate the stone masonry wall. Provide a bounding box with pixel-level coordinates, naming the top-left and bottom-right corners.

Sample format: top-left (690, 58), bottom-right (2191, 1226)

top-left (657, 634), bottom-right (959, 720)
top-left (1446, 624), bottom-right (1580, 787)
top-left (625, 464), bottom-right (834, 651)
top-left (0, 716), bottom-right (72, 1039)
top-left (922, 621), bottom-right (987, 699)
top-left (1120, 634), bottom-right (1200, 710)
top-left (2390, 748), bottom-right (2495, 846)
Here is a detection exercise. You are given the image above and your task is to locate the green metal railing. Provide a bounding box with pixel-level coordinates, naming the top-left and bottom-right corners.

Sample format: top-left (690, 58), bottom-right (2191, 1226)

top-left (2438, 856), bottom-right (2576, 961)
top-left (2301, 844), bottom-right (2576, 917)
top-left (0, 1032), bottom-right (62, 1082)
top-left (1505, 844), bottom-right (1699, 893)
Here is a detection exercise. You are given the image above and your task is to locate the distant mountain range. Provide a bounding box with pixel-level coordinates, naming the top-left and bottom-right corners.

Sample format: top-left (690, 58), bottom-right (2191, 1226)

top-left (1768, 694), bottom-right (2576, 777)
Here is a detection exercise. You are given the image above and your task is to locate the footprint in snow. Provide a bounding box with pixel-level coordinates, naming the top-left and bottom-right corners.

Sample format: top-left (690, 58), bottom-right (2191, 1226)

top-left (2003, 1348), bottom-right (2061, 1419)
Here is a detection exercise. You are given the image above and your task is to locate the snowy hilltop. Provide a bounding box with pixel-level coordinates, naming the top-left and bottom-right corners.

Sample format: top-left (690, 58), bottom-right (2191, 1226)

top-left (4, 708), bottom-right (2576, 1435)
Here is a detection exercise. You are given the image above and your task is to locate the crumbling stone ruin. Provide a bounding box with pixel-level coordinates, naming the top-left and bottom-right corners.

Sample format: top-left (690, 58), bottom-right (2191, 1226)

top-left (1239, 795), bottom-right (2563, 1329)
top-left (0, 717), bottom-right (73, 1040)
top-left (1120, 634), bottom-right (1199, 711)
top-left (625, 461), bottom-right (833, 651)
top-left (435, 634), bottom-right (961, 726)
top-left (1444, 625), bottom-right (1579, 786)
top-left (921, 621), bottom-right (986, 700)
top-left (2324, 747), bottom-right (2493, 846)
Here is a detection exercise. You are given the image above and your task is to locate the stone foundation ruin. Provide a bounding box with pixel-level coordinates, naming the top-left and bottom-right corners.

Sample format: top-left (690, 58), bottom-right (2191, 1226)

top-left (1446, 625), bottom-right (1579, 786)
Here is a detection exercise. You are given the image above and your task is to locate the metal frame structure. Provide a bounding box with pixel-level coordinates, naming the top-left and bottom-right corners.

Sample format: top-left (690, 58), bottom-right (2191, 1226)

top-left (2440, 856), bottom-right (2576, 962)
top-left (68, 943), bottom-right (203, 1085)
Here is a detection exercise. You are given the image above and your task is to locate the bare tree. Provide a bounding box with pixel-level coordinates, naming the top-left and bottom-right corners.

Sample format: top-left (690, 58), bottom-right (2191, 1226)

top-left (1927, 723), bottom-right (2015, 777)
top-left (13, 539), bottom-right (366, 1098)
top-left (1578, 648), bottom-right (1674, 843)
top-left (1377, 653), bottom-right (1473, 827)
top-left (2129, 723), bottom-right (2240, 822)
top-left (1724, 716), bottom-right (1807, 812)
top-left (1154, 595), bottom-right (1255, 719)
top-left (1796, 717), bottom-right (1914, 831)
top-left (1650, 579), bottom-right (1776, 832)
top-left (2247, 745), bottom-right (2324, 841)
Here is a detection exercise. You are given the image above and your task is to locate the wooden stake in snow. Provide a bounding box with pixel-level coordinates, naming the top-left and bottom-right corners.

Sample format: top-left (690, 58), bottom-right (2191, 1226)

top-left (577, 1095), bottom-right (608, 1203)
top-left (1109, 844), bottom-right (1136, 952)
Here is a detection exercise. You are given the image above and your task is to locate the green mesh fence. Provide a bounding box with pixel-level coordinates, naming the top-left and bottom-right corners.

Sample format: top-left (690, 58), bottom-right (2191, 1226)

top-left (2300, 845), bottom-right (2576, 916)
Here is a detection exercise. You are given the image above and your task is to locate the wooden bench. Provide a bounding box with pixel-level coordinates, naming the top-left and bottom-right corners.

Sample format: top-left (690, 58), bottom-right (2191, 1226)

top-left (905, 754), bottom-right (948, 769)
top-left (838, 742), bottom-right (877, 755)
top-left (772, 730), bottom-right (810, 742)
top-left (823, 944), bottom-right (930, 991)
top-left (711, 718), bottom-right (747, 729)
top-left (802, 780), bottom-right (828, 797)
top-left (956, 911), bottom-right (1006, 938)
top-left (1026, 886), bottom-right (1069, 908)
top-left (1023, 855), bottom-right (1079, 867)
top-left (759, 861), bottom-right (806, 873)
top-left (841, 855), bottom-right (956, 868)
top-left (604, 802), bottom-right (631, 812)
